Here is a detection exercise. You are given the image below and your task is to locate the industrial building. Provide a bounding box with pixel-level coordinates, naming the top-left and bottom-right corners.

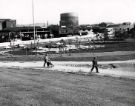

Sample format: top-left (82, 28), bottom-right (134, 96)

top-left (0, 19), bottom-right (16, 30)
top-left (0, 26), bottom-right (51, 42)
top-left (59, 12), bottom-right (79, 36)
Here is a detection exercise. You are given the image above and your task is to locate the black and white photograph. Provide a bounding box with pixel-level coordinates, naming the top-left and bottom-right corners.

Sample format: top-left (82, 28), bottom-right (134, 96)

top-left (0, 0), bottom-right (135, 105)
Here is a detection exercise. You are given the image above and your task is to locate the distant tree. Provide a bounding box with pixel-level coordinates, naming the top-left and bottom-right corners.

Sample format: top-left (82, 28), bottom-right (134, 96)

top-left (98, 22), bottom-right (107, 28)
top-left (92, 27), bottom-right (105, 34)
top-left (128, 28), bottom-right (135, 38)
top-left (60, 39), bottom-right (66, 46)
top-left (115, 30), bottom-right (129, 40)
top-left (48, 25), bottom-right (59, 38)
top-left (92, 27), bottom-right (109, 41)
top-left (103, 28), bottom-right (109, 41)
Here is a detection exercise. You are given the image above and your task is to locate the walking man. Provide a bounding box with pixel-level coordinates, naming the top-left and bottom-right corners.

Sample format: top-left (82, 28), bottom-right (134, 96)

top-left (90, 57), bottom-right (99, 73)
top-left (43, 53), bottom-right (48, 67)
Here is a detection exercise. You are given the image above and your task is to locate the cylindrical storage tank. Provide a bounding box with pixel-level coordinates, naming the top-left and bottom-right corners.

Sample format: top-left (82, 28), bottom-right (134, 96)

top-left (60, 12), bottom-right (79, 27)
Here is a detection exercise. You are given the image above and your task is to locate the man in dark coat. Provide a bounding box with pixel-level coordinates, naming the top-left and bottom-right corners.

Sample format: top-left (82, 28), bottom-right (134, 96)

top-left (43, 53), bottom-right (48, 67)
top-left (90, 57), bottom-right (99, 73)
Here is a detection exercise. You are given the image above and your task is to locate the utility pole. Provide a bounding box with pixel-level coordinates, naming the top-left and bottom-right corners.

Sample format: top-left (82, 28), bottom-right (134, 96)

top-left (32, 0), bottom-right (36, 49)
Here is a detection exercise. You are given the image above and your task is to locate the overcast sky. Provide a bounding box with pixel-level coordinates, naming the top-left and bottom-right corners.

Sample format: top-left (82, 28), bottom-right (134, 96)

top-left (0, 0), bottom-right (135, 25)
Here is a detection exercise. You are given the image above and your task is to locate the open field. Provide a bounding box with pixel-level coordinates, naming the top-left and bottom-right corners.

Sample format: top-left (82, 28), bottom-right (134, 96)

top-left (6, 42), bottom-right (135, 54)
top-left (0, 50), bottom-right (135, 62)
top-left (0, 41), bottom-right (134, 62)
top-left (0, 67), bottom-right (135, 106)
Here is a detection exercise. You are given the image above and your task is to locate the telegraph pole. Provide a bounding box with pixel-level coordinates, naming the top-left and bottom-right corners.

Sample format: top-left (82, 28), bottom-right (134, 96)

top-left (32, 0), bottom-right (36, 49)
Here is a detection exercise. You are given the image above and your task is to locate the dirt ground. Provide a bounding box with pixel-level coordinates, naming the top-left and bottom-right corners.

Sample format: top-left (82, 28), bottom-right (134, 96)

top-left (0, 67), bottom-right (135, 106)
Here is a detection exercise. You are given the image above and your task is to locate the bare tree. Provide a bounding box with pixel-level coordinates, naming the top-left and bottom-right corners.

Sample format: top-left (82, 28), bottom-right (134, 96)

top-left (59, 39), bottom-right (66, 56)
top-left (75, 37), bottom-right (81, 50)
top-left (67, 39), bottom-right (72, 56)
